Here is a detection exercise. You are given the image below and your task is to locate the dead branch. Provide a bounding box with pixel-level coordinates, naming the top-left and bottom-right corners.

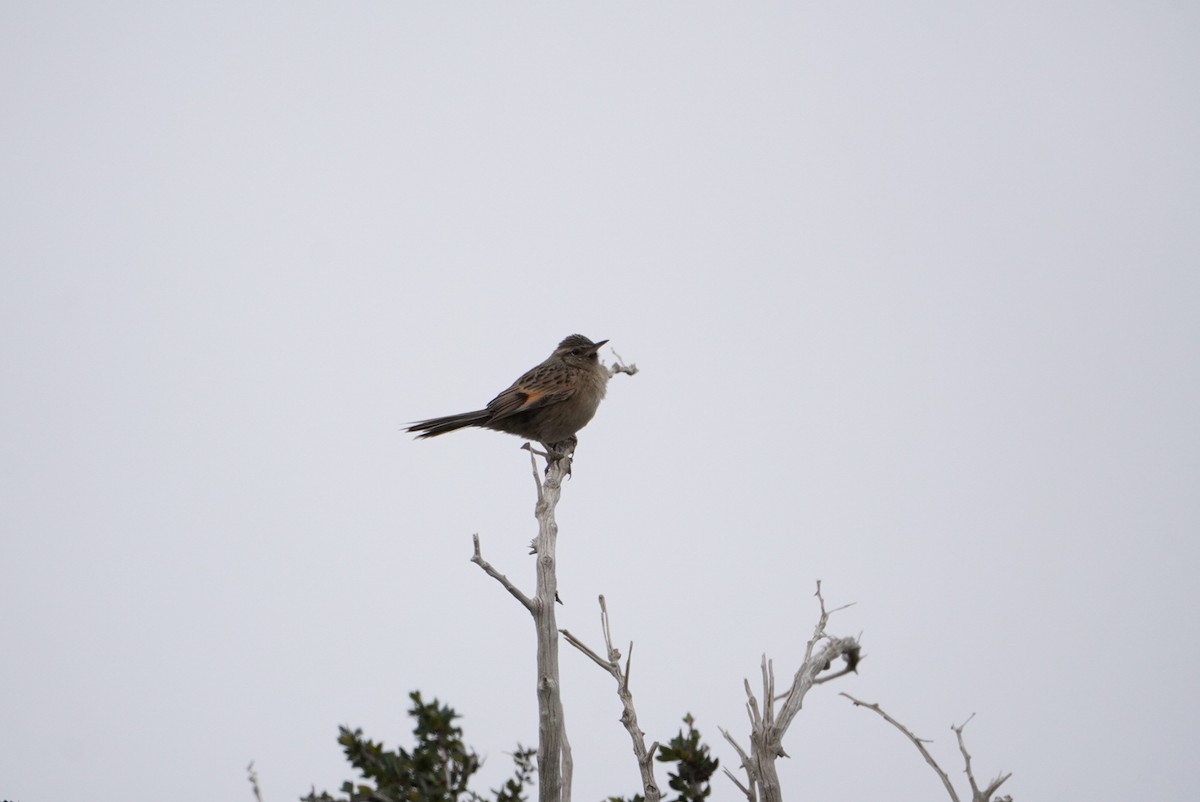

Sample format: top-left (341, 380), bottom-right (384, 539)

top-left (471, 534), bottom-right (534, 612)
top-left (561, 595), bottom-right (661, 802)
top-left (841, 693), bottom-right (960, 802)
top-left (719, 727), bottom-right (757, 802)
top-left (721, 581), bottom-right (861, 802)
top-left (953, 715), bottom-right (1013, 801)
top-left (607, 350), bottom-right (639, 377)
top-left (842, 695), bottom-right (1012, 802)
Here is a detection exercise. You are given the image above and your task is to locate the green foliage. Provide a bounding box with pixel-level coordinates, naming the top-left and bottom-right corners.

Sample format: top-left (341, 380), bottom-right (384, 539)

top-left (302, 691), bottom-right (535, 802)
top-left (491, 746), bottom-right (536, 802)
top-left (656, 715), bottom-right (719, 802)
top-left (305, 695), bottom-right (715, 802)
top-left (609, 714), bottom-right (718, 802)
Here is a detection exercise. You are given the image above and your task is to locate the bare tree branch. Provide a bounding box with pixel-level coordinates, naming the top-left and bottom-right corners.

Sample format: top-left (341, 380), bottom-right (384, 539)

top-left (841, 693), bottom-right (960, 802)
top-left (953, 715), bottom-right (1013, 802)
top-left (722, 581), bottom-right (861, 802)
top-left (471, 534), bottom-right (534, 612)
top-left (560, 629), bottom-right (610, 671)
top-left (561, 596), bottom-right (661, 802)
top-left (956, 713), bottom-right (981, 800)
top-left (718, 727), bottom-right (757, 802)
top-left (842, 695), bottom-right (1013, 802)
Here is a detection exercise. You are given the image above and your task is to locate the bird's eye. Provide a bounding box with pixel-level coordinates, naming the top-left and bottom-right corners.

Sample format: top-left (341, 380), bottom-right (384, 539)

top-left (572, 347), bottom-right (585, 356)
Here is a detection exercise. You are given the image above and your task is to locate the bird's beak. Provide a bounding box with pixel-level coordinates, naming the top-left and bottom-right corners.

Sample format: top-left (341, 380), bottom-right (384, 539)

top-left (588, 339), bottom-right (609, 353)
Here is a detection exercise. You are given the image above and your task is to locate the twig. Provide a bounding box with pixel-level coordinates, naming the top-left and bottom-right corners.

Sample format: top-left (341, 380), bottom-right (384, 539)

top-left (521, 443), bottom-right (546, 502)
top-left (608, 350), bottom-right (639, 377)
top-left (246, 761), bottom-right (263, 802)
top-left (953, 715), bottom-right (1013, 801)
top-left (471, 534), bottom-right (534, 612)
top-left (842, 695), bottom-right (1012, 802)
top-left (841, 694), bottom-right (960, 802)
top-left (718, 727), bottom-right (756, 802)
top-left (560, 629), bottom-right (609, 670)
top-left (955, 714), bottom-right (980, 800)
top-left (561, 596), bottom-right (661, 802)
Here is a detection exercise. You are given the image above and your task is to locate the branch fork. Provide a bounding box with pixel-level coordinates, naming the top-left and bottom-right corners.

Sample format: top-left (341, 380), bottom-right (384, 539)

top-left (562, 596), bottom-right (661, 802)
top-left (721, 581), bottom-right (862, 802)
top-left (840, 697), bottom-right (1012, 802)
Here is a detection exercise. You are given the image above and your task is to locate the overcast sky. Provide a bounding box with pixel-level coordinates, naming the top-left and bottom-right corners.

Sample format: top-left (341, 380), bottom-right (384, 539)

top-left (3, 3), bottom-right (1198, 801)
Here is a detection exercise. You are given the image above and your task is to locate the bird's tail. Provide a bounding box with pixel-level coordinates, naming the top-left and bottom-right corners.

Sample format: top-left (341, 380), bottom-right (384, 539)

top-left (405, 410), bottom-right (490, 439)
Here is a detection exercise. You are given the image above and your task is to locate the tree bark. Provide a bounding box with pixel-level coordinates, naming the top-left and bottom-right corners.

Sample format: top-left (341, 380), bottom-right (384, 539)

top-left (532, 447), bottom-right (570, 802)
top-left (561, 596), bottom-right (662, 802)
top-left (471, 444), bottom-right (575, 802)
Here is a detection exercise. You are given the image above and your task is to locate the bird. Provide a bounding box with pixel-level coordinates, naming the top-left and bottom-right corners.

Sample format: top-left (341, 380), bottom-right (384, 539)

top-left (406, 334), bottom-right (610, 449)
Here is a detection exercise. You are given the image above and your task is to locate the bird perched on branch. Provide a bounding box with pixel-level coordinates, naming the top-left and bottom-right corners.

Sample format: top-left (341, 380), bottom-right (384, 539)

top-left (406, 334), bottom-right (610, 449)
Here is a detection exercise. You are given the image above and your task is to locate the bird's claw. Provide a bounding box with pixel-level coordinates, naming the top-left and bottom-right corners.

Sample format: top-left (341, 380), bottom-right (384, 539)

top-left (541, 436), bottom-right (578, 477)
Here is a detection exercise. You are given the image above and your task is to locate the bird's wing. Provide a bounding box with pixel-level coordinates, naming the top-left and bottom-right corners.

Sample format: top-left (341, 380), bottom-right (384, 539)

top-left (485, 364), bottom-right (576, 421)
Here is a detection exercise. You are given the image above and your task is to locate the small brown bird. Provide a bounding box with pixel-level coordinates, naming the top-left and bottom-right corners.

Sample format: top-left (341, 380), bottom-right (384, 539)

top-left (406, 334), bottom-right (610, 448)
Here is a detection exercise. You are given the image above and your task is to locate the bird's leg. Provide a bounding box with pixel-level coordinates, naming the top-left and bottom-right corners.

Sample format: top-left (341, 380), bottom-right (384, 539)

top-left (543, 436), bottom-right (578, 477)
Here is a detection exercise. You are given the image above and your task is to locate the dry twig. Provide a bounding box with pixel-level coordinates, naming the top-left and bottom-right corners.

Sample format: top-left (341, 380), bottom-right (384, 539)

top-left (841, 695), bottom-right (1012, 802)
top-left (561, 596), bottom-right (661, 802)
top-left (246, 761), bottom-right (263, 802)
top-left (607, 350), bottom-right (639, 377)
top-left (471, 534), bottom-right (533, 612)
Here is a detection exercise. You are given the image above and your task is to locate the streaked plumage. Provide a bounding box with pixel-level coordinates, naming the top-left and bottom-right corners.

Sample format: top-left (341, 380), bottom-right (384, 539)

top-left (406, 335), bottom-right (610, 446)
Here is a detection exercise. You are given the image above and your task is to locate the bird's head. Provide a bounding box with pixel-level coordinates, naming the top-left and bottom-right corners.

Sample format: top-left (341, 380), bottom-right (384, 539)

top-left (555, 334), bottom-right (608, 367)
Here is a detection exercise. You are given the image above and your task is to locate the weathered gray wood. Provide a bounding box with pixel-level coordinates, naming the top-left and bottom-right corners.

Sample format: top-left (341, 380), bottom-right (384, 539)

top-left (474, 444), bottom-right (573, 802)
top-left (723, 583), bottom-right (861, 802)
top-left (562, 596), bottom-right (662, 802)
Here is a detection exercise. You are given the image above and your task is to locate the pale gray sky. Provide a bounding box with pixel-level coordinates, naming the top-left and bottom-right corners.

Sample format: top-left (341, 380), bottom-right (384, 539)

top-left (3, 3), bottom-right (1198, 801)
